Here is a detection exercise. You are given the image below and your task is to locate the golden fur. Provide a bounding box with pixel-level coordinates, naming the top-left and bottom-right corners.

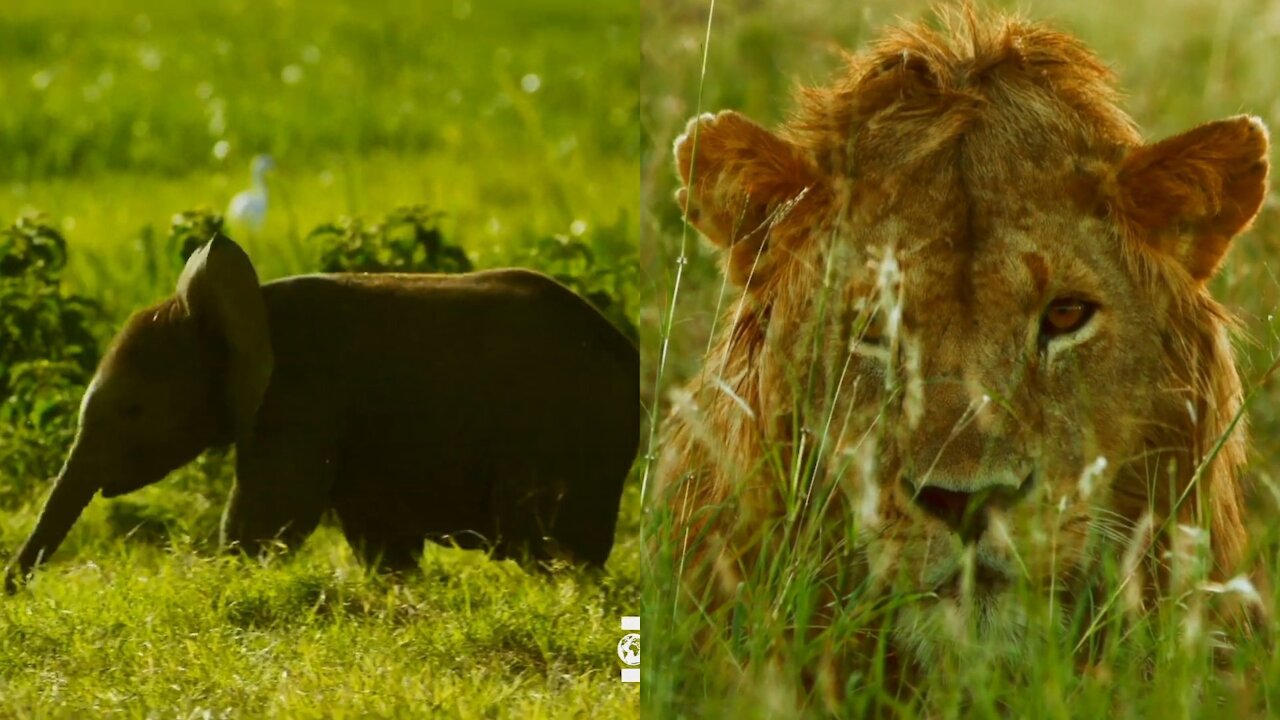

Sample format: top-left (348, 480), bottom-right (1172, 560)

top-left (658, 6), bottom-right (1270, 662)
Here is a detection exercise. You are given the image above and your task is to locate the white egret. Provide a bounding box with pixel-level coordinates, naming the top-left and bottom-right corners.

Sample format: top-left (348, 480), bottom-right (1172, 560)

top-left (226, 154), bottom-right (275, 235)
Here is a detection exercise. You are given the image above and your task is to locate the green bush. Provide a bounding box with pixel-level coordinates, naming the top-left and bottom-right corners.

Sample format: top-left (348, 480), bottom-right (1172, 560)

top-left (510, 227), bottom-right (639, 344)
top-left (0, 214), bottom-right (104, 505)
top-left (307, 205), bottom-right (473, 274)
top-left (308, 204), bottom-right (639, 342)
top-left (168, 207), bottom-right (227, 262)
top-left (0, 215), bottom-right (101, 395)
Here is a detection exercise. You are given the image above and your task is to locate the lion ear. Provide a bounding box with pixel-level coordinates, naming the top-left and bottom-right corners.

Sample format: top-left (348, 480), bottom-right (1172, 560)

top-left (1111, 116), bottom-right (1269, 282)
top-left (673, 110), bottom-right (817, 286)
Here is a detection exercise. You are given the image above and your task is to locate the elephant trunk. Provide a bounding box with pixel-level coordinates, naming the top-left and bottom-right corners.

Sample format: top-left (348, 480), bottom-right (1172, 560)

top-left (4, 460), bottom-right (98, 593)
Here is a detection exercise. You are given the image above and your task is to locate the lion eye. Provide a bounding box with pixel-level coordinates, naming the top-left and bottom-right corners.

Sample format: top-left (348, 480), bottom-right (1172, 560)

top-left (1040, 298), bottom-right (1096, 340)
top-left (855, 312), bottom-right (886, 346)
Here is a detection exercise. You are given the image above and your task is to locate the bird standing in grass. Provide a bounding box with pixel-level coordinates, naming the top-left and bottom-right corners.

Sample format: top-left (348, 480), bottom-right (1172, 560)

top-left (226, 154), bottom-right (275, 236)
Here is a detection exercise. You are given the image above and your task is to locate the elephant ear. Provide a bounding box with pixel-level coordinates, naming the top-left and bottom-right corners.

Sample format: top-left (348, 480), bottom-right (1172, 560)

top-left (177, 233), bottom-right (273, 440)
top-left (1110, 115), bottom-right (1269, 282)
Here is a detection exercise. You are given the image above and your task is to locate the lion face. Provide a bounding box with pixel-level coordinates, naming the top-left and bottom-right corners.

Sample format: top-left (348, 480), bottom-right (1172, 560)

top-left (665, 13), bottom-right (1268, 662)
top-left (839, 166), bottom-right (1164, 658)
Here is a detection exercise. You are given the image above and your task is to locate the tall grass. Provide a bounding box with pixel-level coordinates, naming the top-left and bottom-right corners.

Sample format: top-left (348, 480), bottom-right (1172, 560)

top-left (641, 1), bottom-right (1280, 717)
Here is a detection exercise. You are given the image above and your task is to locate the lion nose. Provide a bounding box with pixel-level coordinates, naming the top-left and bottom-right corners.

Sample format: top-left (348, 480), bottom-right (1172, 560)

top-left (904, 475), bottom-right (1029, 544)
top-left (911, 485), bottom-right (992, 543)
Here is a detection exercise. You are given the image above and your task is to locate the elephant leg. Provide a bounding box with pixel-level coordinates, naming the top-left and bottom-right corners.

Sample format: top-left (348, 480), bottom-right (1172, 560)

top-left (488, 459), bottom-right (559, 565)
top-left (333, 505), bottom-right (422, 572)
top-left (352, 536), bottom-right (422, 573)
top-left (220, 437), bottom-right (336, 558)
top-left (542, 469), bottom-right (623, 568)
top-left (495, 451), bottom-right (625, 569)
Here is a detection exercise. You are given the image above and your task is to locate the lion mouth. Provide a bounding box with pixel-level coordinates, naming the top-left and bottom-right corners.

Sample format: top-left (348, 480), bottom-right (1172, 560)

top-left (930, 562), bottom-right (1014, 599)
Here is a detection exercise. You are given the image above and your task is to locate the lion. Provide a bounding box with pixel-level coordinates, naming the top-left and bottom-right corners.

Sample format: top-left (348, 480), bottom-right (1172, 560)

top-left (655, 7), bottom-right (1270, 668)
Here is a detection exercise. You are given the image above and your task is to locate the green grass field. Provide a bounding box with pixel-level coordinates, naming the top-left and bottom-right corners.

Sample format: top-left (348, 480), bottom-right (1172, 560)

top-left (640, 0), bottom-right (1280, 717)
top-left (0, 1), bottom-right (640, 717)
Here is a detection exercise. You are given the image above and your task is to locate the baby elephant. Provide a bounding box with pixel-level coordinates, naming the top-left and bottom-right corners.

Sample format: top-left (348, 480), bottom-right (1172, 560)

top-left (5, 234), bottom-right (638, 591)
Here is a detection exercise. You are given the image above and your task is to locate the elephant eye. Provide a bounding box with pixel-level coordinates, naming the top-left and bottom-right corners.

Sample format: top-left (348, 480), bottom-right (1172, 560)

top-left (121, 403), bottom-right (144, 419)
top-left (1040, 298), bottom-right (1097, 341)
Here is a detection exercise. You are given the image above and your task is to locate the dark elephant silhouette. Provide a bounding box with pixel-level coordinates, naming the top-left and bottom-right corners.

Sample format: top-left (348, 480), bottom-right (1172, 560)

top-left (5, 234), bottom-right (638, 591)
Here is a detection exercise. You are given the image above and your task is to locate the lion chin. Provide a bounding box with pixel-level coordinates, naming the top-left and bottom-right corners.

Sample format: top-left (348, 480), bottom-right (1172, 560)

top-left (893, 591), bottom-right (1031, 666)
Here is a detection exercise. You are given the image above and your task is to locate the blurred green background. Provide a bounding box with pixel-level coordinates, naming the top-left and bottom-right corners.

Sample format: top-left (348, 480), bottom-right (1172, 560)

top-left (0, 1), bottom-right (641, 717)
top-left (1, 0), bottom-right (637, 307)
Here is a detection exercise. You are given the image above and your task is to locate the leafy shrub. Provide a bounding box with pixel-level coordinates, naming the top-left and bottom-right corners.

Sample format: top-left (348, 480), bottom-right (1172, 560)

top-left (0, 214), bottom-right (103, 505)
top-left (509, 228), bottom-right (639, 344)
top-left (168, 207), bottom-right (227, 262)
top-left (308, 204), bottom-right (638, 342)
top-left (307, 205), bottom-right (473, 274)
top-left (0, 215), bottom-right (101, 395)
top-left (0, 360), bottom-right (89, 506)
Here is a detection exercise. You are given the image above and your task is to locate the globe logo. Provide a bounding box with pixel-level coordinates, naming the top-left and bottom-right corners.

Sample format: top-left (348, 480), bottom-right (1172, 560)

top-left (617, 632), bottom-right (641, 667)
